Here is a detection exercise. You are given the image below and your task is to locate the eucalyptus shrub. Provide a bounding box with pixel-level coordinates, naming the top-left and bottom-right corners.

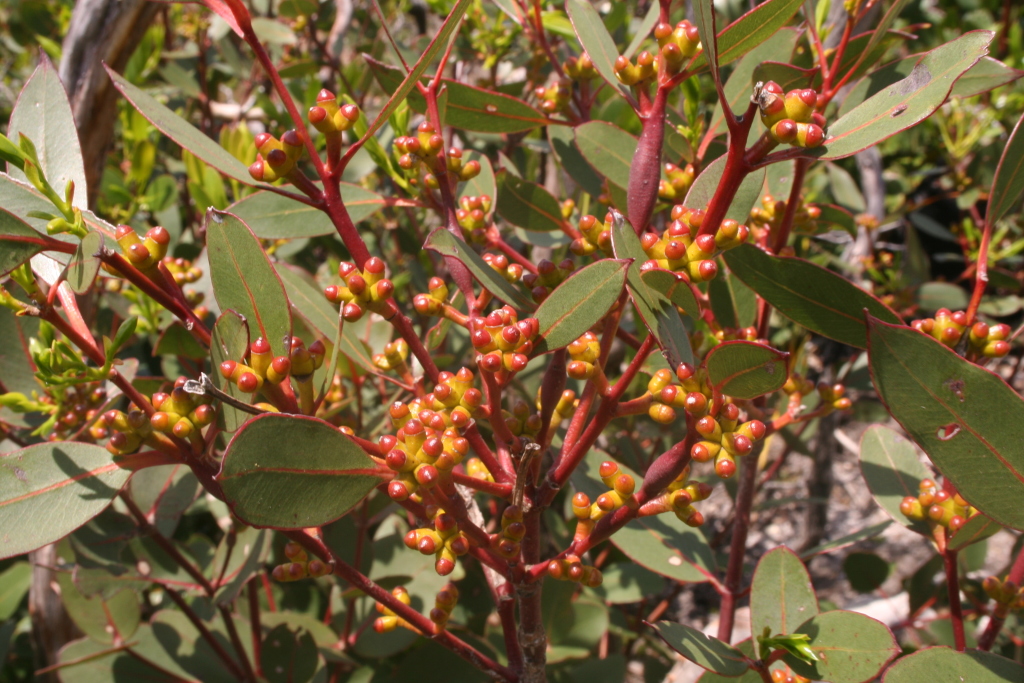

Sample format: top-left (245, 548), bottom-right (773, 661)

top-left (2, 0), bottom-right (1024, 681)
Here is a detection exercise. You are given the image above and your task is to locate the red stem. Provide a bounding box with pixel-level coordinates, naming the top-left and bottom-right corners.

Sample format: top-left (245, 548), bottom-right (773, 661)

top-left (944, 548), bottom-right (967, 651)
top-left (628, 86), bottom-right (668, 234)
top-left (966, 216), bottom-right (993, 325)
top-left (717, 442), bottom-right (763, 643)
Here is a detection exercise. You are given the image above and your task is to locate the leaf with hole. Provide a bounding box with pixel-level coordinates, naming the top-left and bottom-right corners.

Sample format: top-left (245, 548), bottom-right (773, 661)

top-left (651, 621), bottom-right (750, 676)
top-left (610, 214), bottom-right (694, 368)
top-left (705, 341), bottom-right (788, 400)
top-left (809, 31), bottom-right (993, 160)
top-left (724, 244), bottom-right (901, 348)
top-left (219, 413), bottom-right (380, 529)
top-left (206, 210), bottom-right (292, 357)
top-left (867, 316), bottom-right (1024, 531)
top-left (533, 260), bottom-right (627, 354)
top-left (0, 442), bottom-right (131, 560)
top-left (424, 228), bottom-right (535, 311)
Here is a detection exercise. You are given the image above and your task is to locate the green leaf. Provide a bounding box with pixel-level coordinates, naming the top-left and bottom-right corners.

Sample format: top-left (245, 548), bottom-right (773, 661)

top-left (883, 647), bottom-right (1024, 682)
top-left (128, 464), bottom-right (199, 537)
top-left (8, 58), bottom-right (88, 206)
top-left (987, 109), bottom-right (1024, 225)
top-left (56, 571), bottom-right (140, 645)
top-left (154, 323), bottom-right (208, 360)
top-left (951, 56), bottom-right (1024, 98)
top-left (550, 125), bottom-right (604, 198)
top-left (0, 303), bottom-right (40, 397)
top-left (206, 210), bottom-right (292, 357)
top-left (692, 0), bottom-right (720, 90)
top-left (705, 341), bottom-right (788, 400)
top-left (683, 155), bottom-right (766, 223)
top-left (866, 317), bottom-right (1024, 531)
top-left (947, 512), bottom-right (1000, 551)
top-left (0, 442), bottom-right (130, 560)
top-left (708, 268), bottom-right (757, 329)
top-left (365, 57), bottom-right (550, 133)
top-left (843, 552), bottom-right (891, 593)
top-left (610, 213), bottom-right (694, 368)
top-left (213, 525), bottom-right (271, 604)
top-left (0, 207), bottom-right (50, 276)
top-left (138, 609), bottom-right (253, 682)
top-left (565, 0), bottom-right (635, 104)
top-left (210, 311), bottom-right (252, 432)
top-left (261, 624), bottom-right (319, 683)
top-left (228, 185), bottom-right (385, 239)
top-left (274, 264), bottom-right (375, 374)
top-left (651, 621), bottom-right (750, 676)
top-left (424, 228), bottom-right (535, 311)
top-left (723, 244), bottom-right (901, 348)
top-left (219, 413), bottom-right (379, 529)
top-left (858, 425), bottom-right (931, 534)
top-left (533, 260), bottom-right (628, 354)
top-left (695, 640), bottom-right (768, 683)
top-left (799, 521), bottom-right (891, 559)
top-left (593, 563), bottom-right (664, 604)
top-left (707, 29), bottom-right (800, 143)
top-left (574, 121), bottom-right (637, 190)
top-left (361, 0), bottom-right (472, 141)
top-left (785, 611), bottom-right (899, 683)
top-left (107, 67), bottom-right (262, 187)
top-left (640, 269), bottom-right (700, 318)
top-left (708, 0), bottom-right (804, 68)
top-left (0, 562), bottom-right (30, 620)
top-left (812, 31), bottom-right (993, 160)
top-left (859, 0), bottom-right (912, 71)
top-left (65, 231), bottom-right (102, 294)
top-left (495, 173), bottom-right (566, 232)
top-left (56, 636), bottom-right (182, 682)
top-left (750, 546), bottom-right (818, 638)
top-left (813, 204), bottom-right (857, 236)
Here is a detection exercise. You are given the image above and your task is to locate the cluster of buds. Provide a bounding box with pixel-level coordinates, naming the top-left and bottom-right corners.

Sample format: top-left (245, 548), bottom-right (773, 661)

top-left (324, 257), bottom-right (394, 322)
top-left (430, 584), bottom-right (460, 631)
top-left (641, 206), bottom-right (749, 283)
top-left (373, 339), bottom-right (410, 374)
top-left (638, 466), bottom-right (713, 527)
top-left (503, 398), bottom-right (543, 437)
top-left (307, 89), bottom-right (360, 136)
top-left (220, 337), bottom-right (302, 393)
top-left (456, 195), bottom-right (493, 242)
top-left (564, 53), bottom-right (598, 81)
top-left (658, 163), bottom-right (696, 202)
top-left (150, 377), bottom-right (216, 442)
top-left (271, 541), bottom-right (332, 582)
top-left (911, 309), bottom-right (1010, 359)
top-left (573, 462), bottom-right (638, 533)
top-left (570, 213), bottom-right (613, 257)
top-left (646, 365), bottom-right (711, 425)
top-left (614, 50), bottom-right (657, 86)
top-left (249, 130), bottom-right (305, 182)
top-left (374, 586), bottom-right (413, 633)
top-left (654, 20), bottom-right (701, 75)
top-left (758, 82), bottom-right (825, 149)
top-left (543, 388), bottom-right (578, 432)
top-left (982, 575), bottom-right (1024, 611)
top-left (413, 277), bottom-right (454, 317)
top-left (465, 457), bottom-right (494, 482)
top-left (816, 381), bottom-right (852, 413)
top-left (492, 505), bottom-right (526, 559)
top-left (103, 406), bottom-right (153, 455)
top-left (713, 326), bottom-right (760, 344)
top-left (49, 384), bottom-right (107, 442)
top-left (115, 225), bottom-right (169, 272)
top-left (771, 668), bottom-right (811, 683)
top-left (534, 80), bottom-right (571, 114)
top-left (749, 194), bottom-right (822, 237)
top-left (522, 258), bottom-right (575, 303)
top-left (161, 256), bottom-right (202, 286)
top-left (547, 553), bottom-right (603, 587)
top-left (470, 307), bottom-right (539, 377)
top-left (394, 124), bottom-right (481, 187)
top-left (900, 479), bottom-right (976, 532)
top-left (404, 511), bottom-right (471, 575)
top-left (482, 253), bottom-right (524, 284)
top-left (567, 331), bottom-right (601, 380)
top-left (691, 403), bottom-right (767, 479)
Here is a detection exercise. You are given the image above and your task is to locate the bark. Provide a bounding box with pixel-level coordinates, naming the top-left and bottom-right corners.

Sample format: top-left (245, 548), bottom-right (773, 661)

top-left (59, 0), bottom-right (159, 208)
top-left (29, 544), bottom-right (80, 681)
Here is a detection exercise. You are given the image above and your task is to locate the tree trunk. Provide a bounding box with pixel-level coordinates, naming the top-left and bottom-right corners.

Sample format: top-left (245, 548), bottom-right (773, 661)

top-left (59, 0), bottom-right (159, 208)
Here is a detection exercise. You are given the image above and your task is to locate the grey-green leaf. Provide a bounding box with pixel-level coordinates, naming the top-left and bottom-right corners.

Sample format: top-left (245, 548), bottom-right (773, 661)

top-left (651, 621), bottom-right (750, 676)
top-left (533, 260), bottom-right (628, 353)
